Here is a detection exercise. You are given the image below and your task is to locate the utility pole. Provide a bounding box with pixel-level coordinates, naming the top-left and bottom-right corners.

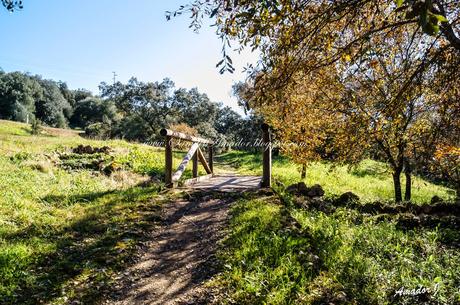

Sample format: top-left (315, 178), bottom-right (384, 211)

top-left (112, 71), bottom-right (118, 84)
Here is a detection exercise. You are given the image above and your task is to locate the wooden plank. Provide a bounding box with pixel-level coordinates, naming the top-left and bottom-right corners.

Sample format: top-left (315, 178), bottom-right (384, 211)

top-left (192, 151), bottom-right (198, 178)
top-left (160, 128), bottom-right (213, 144)
top-left (208, 144), bottom-right (214, 173)
top-left (197, 147), bottom-right (212, 174)
top-left (165, 136), bottom-right (173, 187)
top-left (172, 143), bottom-right (199, 182)
top-left (182, 174), bottom-right (213, 186)
top-left (261, 123), bottom-right (272, 187)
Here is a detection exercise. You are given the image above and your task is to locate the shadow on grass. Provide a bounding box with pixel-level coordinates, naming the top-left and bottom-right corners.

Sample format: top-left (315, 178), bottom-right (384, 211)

top-left (219, 193), bottom-right (375, 304)
top-left (350, 162), bottom-right (389, 178)
top-left (1, 185), bottom-right (163, 305)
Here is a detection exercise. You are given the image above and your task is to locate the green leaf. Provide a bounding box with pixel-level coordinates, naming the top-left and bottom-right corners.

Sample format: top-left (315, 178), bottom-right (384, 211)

top-left (434, 14), bottom-right (448, 23)
top-left (216, 59), bottom-right (224, 68)
top-left (394, 0), bottom-right (404, 7)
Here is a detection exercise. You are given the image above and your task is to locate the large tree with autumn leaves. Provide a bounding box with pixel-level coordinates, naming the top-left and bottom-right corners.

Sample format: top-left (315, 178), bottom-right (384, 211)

top-left (241, 25), bottom-right (455, 202)
top-left (176, 0), bottom-right (459, 202)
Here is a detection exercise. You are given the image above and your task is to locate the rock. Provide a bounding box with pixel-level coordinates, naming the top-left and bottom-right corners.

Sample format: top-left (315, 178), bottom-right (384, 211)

top-left (286, 182), bottom-right (308, 195)
top-left (286, 182), bottom-right (324, 197)
top-left (286, 183), bottom-right (299, 194)
top-left (72, 144), bottom-right (111, 155)
top-left (297, 182), bottom-right (310, 196)
top-left (431, 195), bottom-right (443, 204)
top-left (307, 184), bottom-right (325, 197)
top-left (72, 144), bottom-right (94, 154)
top-left (337, 192), bottom-right (360, 205)
top-left (420, 204), bottom-right (433, 215)
top-left (293, 196), bottom-right (310, 209)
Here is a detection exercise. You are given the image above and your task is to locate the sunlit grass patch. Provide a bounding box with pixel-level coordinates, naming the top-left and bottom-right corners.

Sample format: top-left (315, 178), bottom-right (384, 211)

top-left (0, 120), bottom-right (172, 304)
top-left (217, 151), bottom-right (454, 203)
top-left (215, 193), bottom-right (460, 304)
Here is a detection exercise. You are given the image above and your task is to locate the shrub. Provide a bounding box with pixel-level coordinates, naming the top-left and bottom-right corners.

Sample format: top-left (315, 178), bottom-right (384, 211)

top-left (84, 122), bottom-right (111, 139)
top-left (30, 118), bottom-right (43, 135)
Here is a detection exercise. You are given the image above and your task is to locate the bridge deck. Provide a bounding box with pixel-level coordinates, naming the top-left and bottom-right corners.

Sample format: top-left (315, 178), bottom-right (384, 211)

top-left (184, 174), bottom-right (262, 192)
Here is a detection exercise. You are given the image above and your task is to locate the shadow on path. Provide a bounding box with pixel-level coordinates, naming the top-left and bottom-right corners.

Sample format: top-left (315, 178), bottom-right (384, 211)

top-left (108, 191), bottom-right (242, 305)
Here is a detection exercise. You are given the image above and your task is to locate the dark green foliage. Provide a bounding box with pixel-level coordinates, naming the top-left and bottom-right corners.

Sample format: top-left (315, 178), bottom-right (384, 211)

top-left (0, 72), bottom-right (42, 123)
top-left (99, 78), bottom-right (177, 135)
top-left (1, 0), bottom-right (22, 12)
top-left (30, 118), bottom-right (43, 135)
top-left (34, 78), bottom-right (72, 128)
top-left (0, 69), bottom-right (260, 148)
top-left (70, 97), bottom-right (117, 129)
top-left (84, 122), bottom-right (111, 139)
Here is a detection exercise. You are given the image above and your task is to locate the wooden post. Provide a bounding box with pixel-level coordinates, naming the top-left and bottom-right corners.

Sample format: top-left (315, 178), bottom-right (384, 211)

top-left (261, 123), bottom-right (271, 188)
top-left (164, 135), bottom-right (173, 187)
top-left (159, 128), bottom-right (214, 188)
top-left (208, 144), bottom-right (214, 174)
top-left (197, 147), bottom-right (212, 174)
top-left (192, 151), bottom-right (198, 178)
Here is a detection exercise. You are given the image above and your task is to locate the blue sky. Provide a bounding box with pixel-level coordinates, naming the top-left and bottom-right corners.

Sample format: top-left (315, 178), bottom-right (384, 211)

top-left (0, 0), bottom-right (258, 114)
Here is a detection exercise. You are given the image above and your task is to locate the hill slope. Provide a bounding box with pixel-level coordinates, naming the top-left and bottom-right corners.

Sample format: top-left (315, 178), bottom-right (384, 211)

top-left (0, 120), bottom-right (186, 304)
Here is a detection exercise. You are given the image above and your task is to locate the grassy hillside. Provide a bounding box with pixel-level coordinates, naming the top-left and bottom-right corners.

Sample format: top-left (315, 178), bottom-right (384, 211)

top-left (0, 120), bottom-right (202, 304)
top-left (217, 150), bottom-right (454, 203)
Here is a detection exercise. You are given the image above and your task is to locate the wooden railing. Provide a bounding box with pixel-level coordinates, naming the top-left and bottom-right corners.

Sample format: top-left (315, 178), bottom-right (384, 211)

top-left (261, 123), bottom-right (272, 188)
top-left (161, 124), bottom-right (272, 189)
top-left (160, 128), bottom-right (214, 188)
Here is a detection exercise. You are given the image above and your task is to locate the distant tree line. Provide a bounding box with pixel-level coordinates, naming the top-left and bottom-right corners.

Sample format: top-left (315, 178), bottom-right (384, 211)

top-left (0, 69), bottom-right (262, 149)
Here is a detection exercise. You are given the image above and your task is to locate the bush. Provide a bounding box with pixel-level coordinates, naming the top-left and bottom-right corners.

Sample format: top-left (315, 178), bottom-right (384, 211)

top-left (169, 123), bottom-right (199, 150)
top-left (84, 122), bottom-right (111, 139)
top-left (30, 118), bottom-right (43, 135)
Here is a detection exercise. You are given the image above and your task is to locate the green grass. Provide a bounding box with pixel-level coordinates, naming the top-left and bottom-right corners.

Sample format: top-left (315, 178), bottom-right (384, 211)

top-left (216, 150), bottom-right (455, 203)
top-left (2, 120), bottom-right (458, 304)
top-left (213, 151), bottom-right (459, 304)
top-left (214, 193), bottom-right (460, 305)
top-left (0, 120), bottom-right (201, 304)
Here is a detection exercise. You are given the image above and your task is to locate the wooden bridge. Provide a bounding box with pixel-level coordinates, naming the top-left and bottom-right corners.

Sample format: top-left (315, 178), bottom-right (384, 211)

top-left (160, 124), bottom-right (272, 191)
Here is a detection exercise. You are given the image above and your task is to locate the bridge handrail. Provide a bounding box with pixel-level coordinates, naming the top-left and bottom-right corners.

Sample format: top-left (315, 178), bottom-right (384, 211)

top-left (160, 128), bottom-right (213, 145)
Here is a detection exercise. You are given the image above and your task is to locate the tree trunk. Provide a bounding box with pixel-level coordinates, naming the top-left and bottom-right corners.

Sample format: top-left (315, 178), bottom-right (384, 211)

top-left (404, 163), bottom-right (412, 202)
top-left (301, 164), bottom-right (306, 179)
top-left (456, 184), bottom-right (460, 205)
top-left (404, 171), bottom-right (412, 201)
top-left (393, 170), bottom-right (403, 203)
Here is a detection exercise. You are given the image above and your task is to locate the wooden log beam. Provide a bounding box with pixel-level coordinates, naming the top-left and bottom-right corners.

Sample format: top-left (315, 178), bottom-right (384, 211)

top-left (261, 123), bottom-right (272, 188)
top-left (208, 144), bottom-right (213, 173)
top-left (192, 151), bottom-right (198, 178)
top-left (172, 143), bottom-right (199, 182)
top-left (160, 128), bottom-right (213, 144)
top-left (165, 136), bottom-right (173, 187)
top-left (197, 147), bottom-right (212, 174)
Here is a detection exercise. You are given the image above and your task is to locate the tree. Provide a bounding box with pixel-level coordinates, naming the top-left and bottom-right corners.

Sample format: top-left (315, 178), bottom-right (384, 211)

top-left (0, 72), bottom-right (42, 123)
top-left (173, 0), bottom-right (459, 76)
top-left (173, 87), bottom-right (220, 136)
top-left (70, 97), bottom-right (117, 129)
top-left (99, 78), bottom-right (178, 137)
top-left (34, 78), bottom-right (72, 128)
top-left (433, 145), bottom-right (460, 202)
top-left (1, 0), bottom-right (22, 12)
top-left (240, 24), bottom-right (451, 202)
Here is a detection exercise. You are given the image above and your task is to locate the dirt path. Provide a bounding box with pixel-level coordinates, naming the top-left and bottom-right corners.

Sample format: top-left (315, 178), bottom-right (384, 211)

top-left (106, 191), bottom-right (234, 305)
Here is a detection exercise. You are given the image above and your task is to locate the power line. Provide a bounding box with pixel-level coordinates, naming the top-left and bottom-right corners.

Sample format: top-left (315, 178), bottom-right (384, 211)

top-left (112, 71), bottom-right (118, 84)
